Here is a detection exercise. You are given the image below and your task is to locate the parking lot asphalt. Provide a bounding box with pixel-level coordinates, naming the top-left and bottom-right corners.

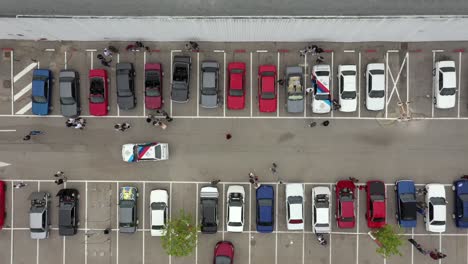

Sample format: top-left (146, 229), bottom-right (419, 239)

top-left (1, 40), bottom-right (468, 264)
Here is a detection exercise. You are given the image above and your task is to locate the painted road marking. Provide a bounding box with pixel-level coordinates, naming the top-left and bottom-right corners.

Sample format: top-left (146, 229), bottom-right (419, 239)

top-left (15, 102), bottom-right (32, 115)
top-left (13, 62), bottom-right (37, 83)
top-left (13, 83), bottom-right (32, 101)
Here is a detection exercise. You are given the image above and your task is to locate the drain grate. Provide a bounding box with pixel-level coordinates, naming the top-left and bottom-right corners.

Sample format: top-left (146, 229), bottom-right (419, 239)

top-left (3, 50), bottom-right (11, 59)
top-left (3, 80), bottom-right (11, 89)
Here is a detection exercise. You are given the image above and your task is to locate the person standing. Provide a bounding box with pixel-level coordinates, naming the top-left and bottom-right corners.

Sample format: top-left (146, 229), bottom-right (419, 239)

top-left (322, 120), bottom-right (330, 127)
top-left (103, 48), bottom-right (112, 57)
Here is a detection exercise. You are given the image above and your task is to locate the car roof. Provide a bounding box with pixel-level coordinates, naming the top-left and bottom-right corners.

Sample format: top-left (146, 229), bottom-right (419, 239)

top-left (257, 185), bottom-right (274, 199)
top-left (455, 180), bottom-right (468, 194)
top-left (372, 200), bottom-right (385, 217)
top-left (261, 75), bottom-right (275, 93)
top-left (368, 181), bottom-right (385, 195)
top-left (230, 71), bottom-right (243, 90)
top-left (341, 200), bottom-right (354, 217)
top-left (289, 203), bottom-right (303, 219)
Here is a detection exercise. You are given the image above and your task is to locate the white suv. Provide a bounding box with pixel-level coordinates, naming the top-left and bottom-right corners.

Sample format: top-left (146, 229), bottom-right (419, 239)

top-left (311, 65), bottom-right (331, 114)
top-left (338, 65), bottom-right (357, 112)
top-left (425, 184), bottom-right (447, 233)
top-left (286, 183), bottom-right (304, 230)
top-left (150, 189), bottom-right (168, 236)
top-left (226, 185), bottom-right (245, 232)
top-left (433, 61), bottom-right (457, 109)
top-left (312, 186), bottom-right (331, 234)
top-left (365, 63), bottom-right (385, 111)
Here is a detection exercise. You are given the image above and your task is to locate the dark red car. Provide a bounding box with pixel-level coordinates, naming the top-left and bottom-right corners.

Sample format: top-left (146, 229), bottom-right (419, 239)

top-left (365, 180), bottom-right (386, 228)
top-left (227, 62), bottom-right (246, 110)
top-left (145, 63), bottom-right (163, 110)
top-left (214, 241), bottom-right (234, 264)
top-left (258, 65), bottom-right (277, 113)
top-left (0, 180), bottom-right (5, 230)
top-left (89, 69), bottom-right (109, 116)
top-left (335, 180), bottom-right (356, 229)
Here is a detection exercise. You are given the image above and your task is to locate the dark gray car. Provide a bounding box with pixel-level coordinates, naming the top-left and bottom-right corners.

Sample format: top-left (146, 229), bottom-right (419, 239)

top-left (116, 63), bottom-right (136, 110)
top-left (59, 70), bottom-right (80, 117)
top-left (171, 56), bottom-right (191, 103)
top-left (200, 186), bottom-right (219, 234)
top-left (200, 61), bottom-right (219, 108)
top-left (285, 66), bottom-right (304, 113)
top-left (119, 186), bottom-right (138, 233)
top-left (29, 192), bottom-right (51, 239)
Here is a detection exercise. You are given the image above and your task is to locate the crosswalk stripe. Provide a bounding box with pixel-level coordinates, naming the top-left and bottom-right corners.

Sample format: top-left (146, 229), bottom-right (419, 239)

top-left (13, 62), bottom-right (37, 83)
top-left (13, 83), bottom-right (32, 101)
top-left (15, 101), bottom-right (32, 115)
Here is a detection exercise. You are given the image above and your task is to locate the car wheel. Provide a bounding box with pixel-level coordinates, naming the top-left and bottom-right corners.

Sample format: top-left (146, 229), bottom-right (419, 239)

top-left (452, 185), bottom-right (456, 191)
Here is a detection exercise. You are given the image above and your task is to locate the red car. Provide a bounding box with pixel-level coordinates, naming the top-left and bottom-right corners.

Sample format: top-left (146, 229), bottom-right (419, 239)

top-left (89, 69), bottom-right (109, 116)
top-left (0, 180), bottom-right (5, 230)
top-left (365, 180), bottom-right (386, 228)
top-left (335, 180), bottom-right (356, 228)
top-left (227, 62), bottom-right (246, 110)
top-left (145, 63), bottom-right (163, 110)
top-left (214, 241), bottom-right (234, 264)
top-left (258, 65), bottom-right (277, 112)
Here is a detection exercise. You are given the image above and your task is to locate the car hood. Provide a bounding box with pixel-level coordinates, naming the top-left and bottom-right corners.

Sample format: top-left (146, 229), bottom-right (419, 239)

top-left (32, 101), bottom-right (49, 115)
top-left (61, 103), bottom-right (78, 117)
top-left (59, 226), bottom-right (75, 236)
top-left (145, 95), bottom-right (162, 109)
top-left (201, 224), bottom-right (218, 234)
top-left (201, 94), bottom-right (218, 108)
top-left (259, 98), bottom-right (276, 112)
top-left (312, 98), bottom-right (331, 113)
top-left (287, 98), bottom-right (304, 113)
top-left (340, 98), bottom-right (357, 112)
top-left (366, 96), bottom-right (385, 111)
top-left (30, 230), bottom-right (47, 239)
top-left (227, 95), bottom-right (245, 110)
top-left (171, 86), bottom-right (189, 102)
top-left (435, 94), bottom-right (456, 109)
top-left (120, 226), bottom-right (137, 233)
top-left (117, 96), bottom-right (135, 110)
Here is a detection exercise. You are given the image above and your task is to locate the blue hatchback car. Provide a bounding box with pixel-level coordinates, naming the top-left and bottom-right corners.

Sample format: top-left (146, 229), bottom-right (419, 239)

top-left (453, 179), bottom-right (468, 228)
top-left (395, 180), bottom-right (417, 228)
top-left (32, 69), bottom-right (52, 115)
top-left (256, 185), bottom-right (274, 233)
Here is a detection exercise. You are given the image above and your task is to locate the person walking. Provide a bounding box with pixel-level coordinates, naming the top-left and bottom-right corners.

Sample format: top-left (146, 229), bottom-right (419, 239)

top-left (211, 179), bottom-right (221, 185)
top-left (13, 182), bottom-right (27, 189)
top-left (114, 124), bottom-right (123, 131)
top-left (74, 122), bottom-right (84, 130)
top-left (462, 175), bottom-right (468, 180)
top-left (54, 171), bottom-right (64, 177)
top-left (225, 133), bottom-right (232, 140)
top-left (429, 250), bottom-right (440, 260)
top-left (322, 120), bottom-right (330, 127)
top-left (349, 177), bottom-right (359, 183)
top-left (316, 56), bottom-right (325, 63)
top-left (121, 123), bottom-right (131, 131)
top-left (103, 48), bottom-right (112, 57)
top-left (23, 135), bottom-right (31, 141)
top-left (54, 178), bottom-right (64, 185)
top-left (103, 228), bottom-right (111, 235)
top-left (309, 121), bottom-right (317, 128)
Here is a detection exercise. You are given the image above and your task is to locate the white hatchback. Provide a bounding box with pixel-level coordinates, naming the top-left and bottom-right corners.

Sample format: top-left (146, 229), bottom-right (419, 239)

top-left (150, 189), bottom-right (168, 236)
top-left (338, 65), bottom-right (357, 112)
top-left (425, 184), bottom-right (447, 233)
top-left (312, 186), bottom-right (331, 234)
top-left (311, 65), bottom-right (332, 114)
top-left (226, 185), bottom-right (245, 232)
top-left (433, 61), bottom-right (457, 109)
top-left (365, 63), bottom-right (385, 111)
top-left (286, 183), bottom-right (304, 230)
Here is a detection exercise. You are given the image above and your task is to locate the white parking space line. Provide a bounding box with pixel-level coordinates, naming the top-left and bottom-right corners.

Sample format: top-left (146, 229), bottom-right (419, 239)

top-left (411, 229), bottom-right (414, 264)
top-left (223, 52), bottom-right (226, 117)
top-left (169, 182), bottom-right (172, 264)
top-left (13, 62), bottom-right (37, 83)
top-left (329, 183), bottom-right (333, 264)
top-left (13, 83), bottom-right (32, 101)
top-left (37, 182), bottom-right (40, 264)
top-left (116, 182), bottom-right (119, 264)
top-left (63, 184), bottom-right (67, 264)
top-left (257, 50), bottom-right (268, 53)
top-left (407, 53), bottom-right (410, 105)
top-left (10, 182), bottom-right (14, 264)
top-left (89, 51), bottom-right (94, 70)
top-left (249, 184), bottom-right (252, 264)
top-left (143, 51), bottom-right (147, 117)
top-left (432, 51), bottom-right (436, 118)
top-left (142, 182), bottom-right (146, 264)
top-left (117, 54), bottom-right (120, 117)
top-left (458, 52), bottom-right (462, 118)
top-left (355, 188), bottom-right (360, 264)
top-left (385, 53), bottom-right (389, 118)
top-left (10, 50), bottom-right (14, 115)
top-left (358, 52), bottom-right (361, 118)
top-left (85, 181), bottom-right (88, 264)
top-left (64, 51), bottom-right (68, 70)
top-left (222, 183), bottom-right (225, 240)
top-left (344, 50), bottom-right (355, 53)
top-left (170, 51), bottom-right (174, 117)
top-left (0, 130), bottom-right (16, 133)
top-left (303, 53), bottom-right (307, 118)
top-left (277, 52), bottom-right (280, 117)
top-left (275, 183), bottom-right (278, 264)
top-left (250, 52), bottom-right (253, 117)
top-left (15, 101), bottom-right (32, 115)
top-left (195, 183), bottom-right (199, 264)
top-left (197, 52), bottom-right (200, 117)
top-left (331, 51), bottom-right (334, 118)
top-left (302, 183), bottom-right (305, 264)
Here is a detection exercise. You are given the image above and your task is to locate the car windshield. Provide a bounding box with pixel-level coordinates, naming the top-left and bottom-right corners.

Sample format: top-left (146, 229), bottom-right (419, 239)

top-left (431, 221), bottom-right (446, 226)
top-left (60, 97), bottom-right (75, 105)
top-left (90, 95), bottom-right (104, 103)
top-left (215, 256), bottom-right (232, 264)
top-left (315, 94), bottom-right (330, 101)
top-left (146, 88), bottom-right (160, 97)
top-left (229, 89), bottom-right (243, 96)
top-left (315, 71), bottom-right (329, 77)
top-left (370, 70), bottom-right (384, 75)
top-left (369, 90), bottom-right (384, 98)
top-left (32, 96), bottom-right (47, 103)
top-left (341, 217), bottom-right (354, 222)
top-left (203, 88), bottom-right (217, 95)
top-left (341, 70), bottom-right (356, 76)
top-left (431, 197), bottom-right (446, 205)
top-left (341, 91), bottom-right (356, 99)
top-left (400, 193), bottom-right (417, 220)
top-left (440, 88), bottom-right (456, 96)
top-left (261, 92), bottom-right (275, 99)
top-left (315, 194), bottom-right (329, 208)
top-left (440, 67), bottom-right (455, 73)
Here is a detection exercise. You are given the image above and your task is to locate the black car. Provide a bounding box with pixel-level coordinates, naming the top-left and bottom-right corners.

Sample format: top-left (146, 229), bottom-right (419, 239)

top-left (57, 189), bottom-right (79, 236)
top-left (116, 62), bottom-right (136, 110)
top-left (200, 186), bottom-right (219, 234)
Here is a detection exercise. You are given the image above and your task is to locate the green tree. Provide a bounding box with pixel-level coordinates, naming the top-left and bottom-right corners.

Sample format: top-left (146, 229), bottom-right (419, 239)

top-left (161, 210), bottom-right (199, 257)
top-left (373, 224), bottom-right (404, 258)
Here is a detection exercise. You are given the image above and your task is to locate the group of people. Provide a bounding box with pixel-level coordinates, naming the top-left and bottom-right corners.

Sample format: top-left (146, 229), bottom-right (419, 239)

top-left (185, 41), bottom-right (200, 52)
top-left (66, 118), bottom-right (87, 130)
top-left (248, 172), bottom-right (261, 189)
top-left (126, 41), bottom-right (150, 52)
top-left (114, 122), bottom-right (131, 132)
top-left (146, 110), bottom-right (173, 130)
top-left (408, 239), bottom-right (447, 260)
top-left (309, 120), bottom-right (330, 127)
top-left (23, 130), bottom-right (44, 141)
top-left (299, 44), bottom-right (324, 58)
top-left (54, 171), bottom-right (67, 185)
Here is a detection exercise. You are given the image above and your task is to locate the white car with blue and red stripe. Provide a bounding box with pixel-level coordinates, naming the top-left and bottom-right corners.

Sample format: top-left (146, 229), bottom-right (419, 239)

top-left (311, 65), bottom-right (332, 114)
top-left (122, 142), bottom-right (169, 162)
